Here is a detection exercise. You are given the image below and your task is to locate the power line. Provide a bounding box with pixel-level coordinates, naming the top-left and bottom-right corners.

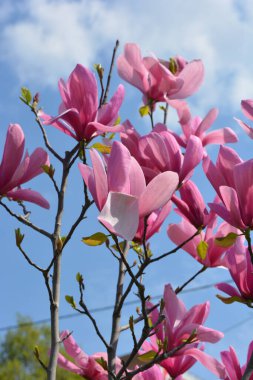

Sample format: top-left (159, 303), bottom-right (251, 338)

top-left (0, 279), bottom-right (233, 333)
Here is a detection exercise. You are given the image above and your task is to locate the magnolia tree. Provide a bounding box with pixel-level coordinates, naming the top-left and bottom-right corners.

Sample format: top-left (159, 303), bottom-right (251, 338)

top-left (2, 40), bottom-right (253, 380)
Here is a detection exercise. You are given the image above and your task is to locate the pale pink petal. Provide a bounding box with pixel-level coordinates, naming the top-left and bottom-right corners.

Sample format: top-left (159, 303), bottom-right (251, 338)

top-left (78, 163), bottom-right (99, 208)
top-left (167, 220), bottom-right (199, 259)
top-left (185, 348), bottom-right (226, 378)
top-left (139, 171), bottom-right (179, 217)
top-left (164, 284), bottom-right (186, 329)
top-left (180, 136), bottom-right (203, 182)
top-left (129, 157), bottom-right (146, 197)
top-left (98, 192), bottom-right (139, 241)
top-left (235, 118), bottom-right (253, 139)
top-left (203, 156), bottom-right (225, 197)
top-left (171, 60), bottom-right (204, 99)
top-left (195, 108), bottom-right (218, 138)
top-left (7, 189), bottom-right (50, 209)
top-left (202, 127), bottom-right (238, 146)
top-left (57, 353), bottom-right (84, 375)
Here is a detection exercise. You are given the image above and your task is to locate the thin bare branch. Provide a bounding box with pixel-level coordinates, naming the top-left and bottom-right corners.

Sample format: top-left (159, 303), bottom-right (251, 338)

top-left (102, 40), bottom-right (120, 105)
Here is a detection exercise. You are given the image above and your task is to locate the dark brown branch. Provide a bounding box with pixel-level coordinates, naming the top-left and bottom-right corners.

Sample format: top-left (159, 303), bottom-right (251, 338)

top-left (102, 40), bottom-right (120, 105)
top-left (175, 265), bottom-right (207, 294)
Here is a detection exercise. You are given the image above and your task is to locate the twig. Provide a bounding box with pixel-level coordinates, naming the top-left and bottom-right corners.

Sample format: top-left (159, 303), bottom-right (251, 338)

top-left (163, 103), bottom-right (169, 125)
top-left (175, 265), bottom-right (207, 294)
top-left (17, 243), bottom-right (44, 273)
top-left (150, 229), bottom-right (200, 264)
top-left (102, 40), bottom-right (120, 105)
top-left (0, 201), bottom-right (52, 239)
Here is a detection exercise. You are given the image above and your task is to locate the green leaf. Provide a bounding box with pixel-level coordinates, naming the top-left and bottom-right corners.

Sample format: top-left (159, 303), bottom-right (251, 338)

top-left (15, 228), bottom-right (24, 247)
top-left (197, 240), bottom-right (208, 260)
top-left (82, 232), bottom-right (108, 246)
top-left (76, 272), bottom-right (83, 283)
top-left (113, 116), bottom-right (121, 126)
top-left (95, 357), bottom-right (108, 370)
top-left (65, 295), bottom-right (76, 309)
top-left (42, 164), bottom-right (55, 179)
top-left (90, 143), bottom-right (111, 154)
top-left (33, 345), bottom-right (40, 359)
top-left (111, 241), bottom-right (127, 252)
top-left (216, 294), bottom-right (252, 306)
top-left (139, 105), bottom-right (150, 117)
top-left (138, 350), bottom-right (157, 363)
top-left (215, 232), bottom-right (238, 247)
top-left (20, 87), bottom-right (32, 104)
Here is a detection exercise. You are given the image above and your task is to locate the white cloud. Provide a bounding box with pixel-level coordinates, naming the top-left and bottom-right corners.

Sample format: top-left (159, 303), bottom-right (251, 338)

top-left (0, 0), bottom-right (253, 113)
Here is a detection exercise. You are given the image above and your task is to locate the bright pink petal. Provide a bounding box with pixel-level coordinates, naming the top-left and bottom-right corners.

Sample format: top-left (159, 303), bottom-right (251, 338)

top-left (0, 124), bottom-right (25, 188)
top-left (241, 99), bottom-right (253, 121)
top-left (234, 160), bottom-right (253, 227)
top-left (98, 84), bottom-right (125, 125)
top-left (17, 148), bottom-right (49, 184)
top-left (57, 353), bottom-right (84, 375)
top-left (139, 171), bottom-right (178, 217)
top-left (215, 282), bottom-right (241, 298)
top-left (39, 110), bottom-right (77, 139)
top-left (221, 346), bottom-right (242, 380)
top-left (7, 189), bottom-right (50, 209)
top-left (129, 157), bottom-right (146, 197)
top-left (163, 284), bottom-right (186, 329)
top-left (180, 136), bottom-right (203, 182)
top-left (98, 192), bottom-right (139, 241)
top-left (89, 149), bottom-right (108, 210)
top-left (107, 142), bottom-right (131, 194)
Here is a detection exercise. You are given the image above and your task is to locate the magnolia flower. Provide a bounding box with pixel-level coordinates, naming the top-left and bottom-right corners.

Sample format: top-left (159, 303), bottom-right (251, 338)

top-left (235, 99), bottom-right (253, 139)
top-left (168, 104), bottom-right (237, 149)
top-left (57, 331), bottom-right (121, 380)
top-left (0, 124), bottom-right (49, 208)
top-left (117, 43), bottom-right (204, 105)
top-left (121, 121), bottom-right (203, 184)
top-left (140, 284), bottom-right (225, 379)
top-left (40, 64), bottom-right (124, 142)
top-left (220, 340), bottom-right (253, 379)
top-left (216, 237), bottom-right (253, 306)
top-left (79, 141), bottom-right (178, 241)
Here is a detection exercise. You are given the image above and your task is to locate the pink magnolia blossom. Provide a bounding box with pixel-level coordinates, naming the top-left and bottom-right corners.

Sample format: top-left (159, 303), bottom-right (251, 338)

top-left (220, 340), bottom-right (253, 380)
top-left (121, 121), bottom-right (203, 184)
top-left (57, 331), bottom-right (121, 379)
top-left (78, 141), bottom-right (178, 241)
top-left (207, 158), bottom-right (253, 231)
top-left (216, 237), bottom-right (253, 306)
top-left (167, 213), bottom-right (237, 268)
top-left (117, 43), bottom-right (204, 105)
top-left (168, 103), bottom-right (237, 149)
top-left (140, 284), bottom-right (225, 379)
top-left (40, 64), bottom-right (124, 142)
top-left (235, 99), bottom-right (253, 139)
top-left (0, 124), bottom-right (49, 208)
top-left (171, 180), bottom-right (211, 229)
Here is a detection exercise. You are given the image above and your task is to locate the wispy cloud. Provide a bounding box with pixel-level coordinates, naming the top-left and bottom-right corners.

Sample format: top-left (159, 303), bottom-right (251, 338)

top-left (0, 0), bottom-right (252, 111)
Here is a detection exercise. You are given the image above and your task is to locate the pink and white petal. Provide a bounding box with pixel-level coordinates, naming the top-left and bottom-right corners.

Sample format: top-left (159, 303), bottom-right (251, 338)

top-left (139, 171), bottom-right (179, 217)
top-left (0, 124), bottom-right (25, 188)
top-left (202, 127), bottom-right (238, 146)
top-left (98, 192), bottom-right (139, 241)
top-left (7, 189), bottom-right (50, 209)
top-left (98, 84), bottom-right (125, 125)
top-left (185, 348), bottom-right (226, 378)
top-left (235, 118), bottom-right (253, 139)
top-left (180, 136), bottom-right (203, 183)
top-left (107, 142), bottom-right (131, 194)
top-left (171, 60), bottom-right (204, 99)
top-left (57, 353), bottom-right (84, 375)
top-left (241, 99), bottom-right (253, 121)
top-left (90, 149), bottom-right (108, 210)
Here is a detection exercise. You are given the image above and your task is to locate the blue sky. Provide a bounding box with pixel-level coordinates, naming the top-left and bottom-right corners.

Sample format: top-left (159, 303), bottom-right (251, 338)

top-left (1, 0), bottom-right (253, 379)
